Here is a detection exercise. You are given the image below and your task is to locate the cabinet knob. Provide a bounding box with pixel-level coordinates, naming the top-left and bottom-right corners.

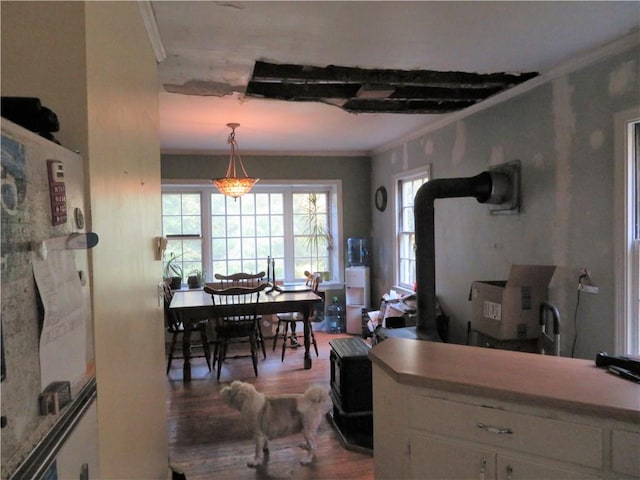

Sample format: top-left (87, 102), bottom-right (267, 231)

top-left (479, 458), bottom-right (487, 480)
top-left (506, 464), bottom-right (513, 480)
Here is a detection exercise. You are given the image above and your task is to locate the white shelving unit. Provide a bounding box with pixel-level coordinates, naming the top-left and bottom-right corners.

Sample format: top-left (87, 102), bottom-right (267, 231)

top-left (345, 266), bottom-right (370, 334)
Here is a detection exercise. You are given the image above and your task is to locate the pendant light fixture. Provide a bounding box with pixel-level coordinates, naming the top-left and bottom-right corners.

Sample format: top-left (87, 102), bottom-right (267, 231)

top-left (212, 123), bottom-right (258, 199)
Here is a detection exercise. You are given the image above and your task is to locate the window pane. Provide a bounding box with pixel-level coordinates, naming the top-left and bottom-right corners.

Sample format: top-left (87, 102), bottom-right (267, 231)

top-left (242, 237), bottom-right (256, 258)
top-left (181, 194), bottom-right (201, 215)
top-left (271, 215), bottom-right (284, 236)
top-left (211, 216), bottom-right (226, 237)
top-left (270, 195), bottom-right (283, 214)
top-left (182, 215), bottom-right (201, 235)
top-left (240, 194), bottom-right (255, 214)
top-left (227, 216), bottom-right (241, 237)
top-left (255, 215), bottom-right (270, 236)
top-left (397, 173), bottom-right (429, 288)
top-left (163, 216), bottom-right (181, 236)
top-left (241, 215), bottom-right (256, 236)
top-left (162, 194), bottom-right (181, 215)
top-left (212, 239), bottom-right (227, 260)
top-left (211, 194), bottom-right (226, 214)
top-left (270, 237), bottom-right (284, 258)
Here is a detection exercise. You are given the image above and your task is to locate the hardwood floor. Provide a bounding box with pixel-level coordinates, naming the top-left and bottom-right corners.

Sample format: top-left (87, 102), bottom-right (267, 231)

top-left (166, 331), bottom-right (375, 480)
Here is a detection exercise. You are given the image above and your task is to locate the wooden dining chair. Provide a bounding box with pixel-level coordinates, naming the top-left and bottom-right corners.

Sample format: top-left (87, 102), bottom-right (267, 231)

top-left (272, 273), bottom-right (322, 361)
top-left (204, 283), bottom-right (267, 381)
top-left (162, 281), bottom-right (211, 374)
top-left (209, 271), bottom-right (268, 359)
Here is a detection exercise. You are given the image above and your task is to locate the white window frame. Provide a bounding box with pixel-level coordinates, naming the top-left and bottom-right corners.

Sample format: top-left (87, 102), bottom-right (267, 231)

top-left (162, 179), bottom-right (343, 285)
top-left (393, 165), bottom-right (431, 291)
top-left (614, 107), bottom-right (640, 355)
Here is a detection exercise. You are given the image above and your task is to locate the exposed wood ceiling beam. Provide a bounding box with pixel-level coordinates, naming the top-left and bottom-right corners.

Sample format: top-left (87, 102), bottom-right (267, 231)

top-left (246, 61), bottom-right (538, 114)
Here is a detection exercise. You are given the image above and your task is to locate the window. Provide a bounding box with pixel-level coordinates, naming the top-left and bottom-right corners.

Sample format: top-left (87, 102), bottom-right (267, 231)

top-left (615, 108), bottom-right (640, 355)
top-left (395, 167), bottom-right (430, 290)
top-left (162, 182), bottom-right (340, 284)
top-left (211, 192), bottom-right (284, 276)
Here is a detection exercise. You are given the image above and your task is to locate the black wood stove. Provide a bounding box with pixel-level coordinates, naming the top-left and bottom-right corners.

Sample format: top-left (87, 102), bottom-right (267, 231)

top-left (328, 337), bottom-right (373, 452)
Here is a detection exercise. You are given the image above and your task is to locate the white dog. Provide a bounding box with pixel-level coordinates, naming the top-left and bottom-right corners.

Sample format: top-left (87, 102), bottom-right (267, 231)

top-left (220, 380), bottom-right (330, 467)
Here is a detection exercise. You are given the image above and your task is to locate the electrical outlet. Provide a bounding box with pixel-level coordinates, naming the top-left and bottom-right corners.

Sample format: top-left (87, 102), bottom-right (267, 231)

top-left (578, 284), bottom-right (599, 294)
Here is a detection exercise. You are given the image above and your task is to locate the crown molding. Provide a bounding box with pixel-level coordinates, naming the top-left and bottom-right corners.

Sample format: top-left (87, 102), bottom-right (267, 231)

top-left (161, 148), bottom-right (369, 158)
top-left (138, 1), bottom-right (166, 63)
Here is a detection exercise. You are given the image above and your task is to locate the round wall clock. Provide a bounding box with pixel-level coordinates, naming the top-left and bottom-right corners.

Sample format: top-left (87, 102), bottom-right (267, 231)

top-left (375, 186), bottom-right (387, 212)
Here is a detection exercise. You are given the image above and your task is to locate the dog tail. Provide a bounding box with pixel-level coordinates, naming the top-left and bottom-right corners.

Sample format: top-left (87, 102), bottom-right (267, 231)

top-left (304, 384), bottom-right (330, 405)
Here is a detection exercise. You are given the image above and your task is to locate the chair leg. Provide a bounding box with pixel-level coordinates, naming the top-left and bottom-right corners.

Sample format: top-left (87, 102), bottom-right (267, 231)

top-left (272, 318), bottom-right (282, 351)
top-left (249, 331), bottom-right (259, 377)
top-left (167, 332), bottom-right (178, 374)
top-left (216, 337), bottom-right (227, 381)
top-left (281, 322), bottom-right (289, 362)
top-left (309, 323), bottom-right (319, 357)
top-left (212, 339), bottom-right (219, 370)
top-left (199, 328), bottom-right (212, 371)
top-left (256, 320), bottom-right (267, 359)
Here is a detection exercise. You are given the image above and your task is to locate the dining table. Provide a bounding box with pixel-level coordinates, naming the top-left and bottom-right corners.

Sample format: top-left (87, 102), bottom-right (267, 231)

top-left (169, 287), bottom-right (322, 381)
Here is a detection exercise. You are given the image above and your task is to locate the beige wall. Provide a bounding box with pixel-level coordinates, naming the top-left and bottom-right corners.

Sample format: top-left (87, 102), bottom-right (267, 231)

top-left (1, 1), bottom-right (88, 154)
top-left (1, 2), bottom-right (168, 478)
top-left (371, 37), bottom-right (639, 358)
top-left (85, 3), bottom-right (167, 478)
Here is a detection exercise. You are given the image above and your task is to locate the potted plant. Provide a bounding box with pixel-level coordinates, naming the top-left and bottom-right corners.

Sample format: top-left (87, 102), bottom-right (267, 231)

top-left (164, 252), bottom-right (183, 290)
top-left (187, 269), bottom-right (203, 289)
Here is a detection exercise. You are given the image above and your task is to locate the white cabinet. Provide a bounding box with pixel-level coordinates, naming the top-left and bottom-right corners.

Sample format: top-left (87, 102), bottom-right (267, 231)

top-left (345, 266), bottom-right (370, 334)
top-left (369, 338), bottom-right (640, 480)
top-left (407, 396), bottom-right (602, 480)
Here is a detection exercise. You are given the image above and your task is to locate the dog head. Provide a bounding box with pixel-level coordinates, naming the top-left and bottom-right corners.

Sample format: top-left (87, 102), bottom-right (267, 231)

top-left (220, 380), bottom-right (259, 411)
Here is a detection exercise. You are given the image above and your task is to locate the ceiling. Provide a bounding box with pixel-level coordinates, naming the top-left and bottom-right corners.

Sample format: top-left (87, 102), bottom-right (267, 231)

top-left (149, 1), bottom-right (639, 155)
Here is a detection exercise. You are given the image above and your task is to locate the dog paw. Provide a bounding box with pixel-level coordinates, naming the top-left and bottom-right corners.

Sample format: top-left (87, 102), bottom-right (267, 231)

top-left (298, 442), bottom-right (310, 451)
top-left (247, 459), bottom-right (261, 468)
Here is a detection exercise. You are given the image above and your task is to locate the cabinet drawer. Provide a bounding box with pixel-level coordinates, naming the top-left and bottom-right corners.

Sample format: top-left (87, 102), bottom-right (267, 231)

top-left (409, 394), bottom-right (603, 469)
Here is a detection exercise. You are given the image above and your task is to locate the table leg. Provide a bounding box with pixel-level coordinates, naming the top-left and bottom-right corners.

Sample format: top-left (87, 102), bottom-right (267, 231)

top-left (181, 314), bottom-right (192, 382)
top-left (303, 305), bottom-right (312, 369)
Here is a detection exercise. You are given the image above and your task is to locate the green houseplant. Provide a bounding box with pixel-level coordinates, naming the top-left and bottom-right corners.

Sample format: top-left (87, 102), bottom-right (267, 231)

top-left (164, 252), bottom-right (183, 290)
top-left (301, 193), bottom-right (333, 277)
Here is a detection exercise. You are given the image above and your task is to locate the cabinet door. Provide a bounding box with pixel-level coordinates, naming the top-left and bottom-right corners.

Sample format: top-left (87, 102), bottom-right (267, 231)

top-left (497, 455), bottom-right (600, 480)
top-left (409, 431), bottom-right (496, 480)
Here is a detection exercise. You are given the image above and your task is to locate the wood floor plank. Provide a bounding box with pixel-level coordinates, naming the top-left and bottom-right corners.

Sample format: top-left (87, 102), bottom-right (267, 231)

top-left (167, 331), bottom-right (375, 480)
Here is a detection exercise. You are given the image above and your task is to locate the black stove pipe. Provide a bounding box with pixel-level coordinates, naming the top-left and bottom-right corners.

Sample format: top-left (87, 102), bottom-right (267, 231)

top-left (414, 171), bottom-right (511, 340)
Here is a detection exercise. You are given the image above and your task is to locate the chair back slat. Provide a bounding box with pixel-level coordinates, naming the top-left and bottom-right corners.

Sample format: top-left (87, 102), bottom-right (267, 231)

top-left (204, 283), bottom-right (267, 321)
top-left (211, 271), bottom-right (266, 289)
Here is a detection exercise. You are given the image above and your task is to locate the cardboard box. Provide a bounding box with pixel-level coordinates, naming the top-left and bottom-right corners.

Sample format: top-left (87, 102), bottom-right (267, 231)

top-left (469, 264), bottom-right (556, 340)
